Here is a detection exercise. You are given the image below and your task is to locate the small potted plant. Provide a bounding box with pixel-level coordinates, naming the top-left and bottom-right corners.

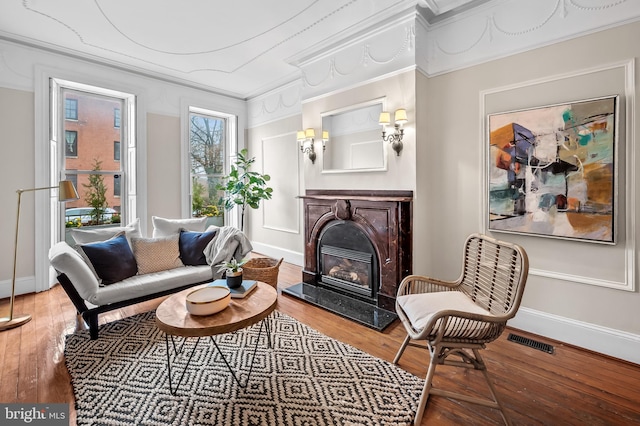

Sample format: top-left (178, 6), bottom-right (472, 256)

top-left (216, 258), bottom-right (248, 289)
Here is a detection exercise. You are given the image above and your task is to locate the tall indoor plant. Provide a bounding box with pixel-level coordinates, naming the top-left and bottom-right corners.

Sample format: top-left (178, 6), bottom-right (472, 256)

top-left (218, 148), bottom-right (273, 232)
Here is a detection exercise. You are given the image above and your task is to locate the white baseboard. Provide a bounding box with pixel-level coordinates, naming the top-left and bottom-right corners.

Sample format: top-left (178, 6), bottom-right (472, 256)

top-left (250, 242), bottom-right (304, 267)
top-left (509, 307), bottom-right (640, 365)
top-left (0, 276), bottom-right (36, 299)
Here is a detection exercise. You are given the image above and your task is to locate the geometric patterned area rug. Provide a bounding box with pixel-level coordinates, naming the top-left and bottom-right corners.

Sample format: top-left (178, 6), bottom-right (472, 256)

top-left (65, 310), bottom-right (424, 425)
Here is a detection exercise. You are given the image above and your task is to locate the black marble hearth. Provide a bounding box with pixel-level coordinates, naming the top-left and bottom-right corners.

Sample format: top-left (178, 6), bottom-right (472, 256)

top-left (282, 283), bottom-right (397, 331)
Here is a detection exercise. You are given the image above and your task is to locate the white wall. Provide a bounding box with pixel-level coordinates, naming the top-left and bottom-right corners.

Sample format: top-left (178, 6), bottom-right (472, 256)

top-left (246, 71), bottom-right (418, 266)
top-left (247, 19), bottom-right (640, 364)
top-left (246, 115), bottom-right (305, 265)
top-left (418, 21), bottom-right (640, 362)
top-left (0, 38), bottom-right (246, 296)
top-left (2, 6), bottom-right (639, 363)
top-left (302, 71), bottom-right (417, 191)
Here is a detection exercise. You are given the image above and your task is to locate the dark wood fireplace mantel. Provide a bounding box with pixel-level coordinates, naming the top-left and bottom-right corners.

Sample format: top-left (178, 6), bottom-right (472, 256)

top-left (300, 189), bottom-right (413, 311)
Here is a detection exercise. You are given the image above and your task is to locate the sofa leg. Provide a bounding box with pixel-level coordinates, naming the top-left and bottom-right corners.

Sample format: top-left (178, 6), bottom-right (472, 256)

top-left (75, 314), bottom-right (89, 332)
top-left (83, 313), bottom-right (99, 340)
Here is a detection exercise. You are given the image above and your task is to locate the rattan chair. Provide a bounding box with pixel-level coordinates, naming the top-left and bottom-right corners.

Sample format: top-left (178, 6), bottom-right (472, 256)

top-left (393, 233), bottom-right (528, 425)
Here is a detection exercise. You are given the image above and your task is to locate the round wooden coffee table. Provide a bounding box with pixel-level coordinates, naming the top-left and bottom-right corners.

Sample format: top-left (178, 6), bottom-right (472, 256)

top-left (155, 281), bottom-right (278, 394)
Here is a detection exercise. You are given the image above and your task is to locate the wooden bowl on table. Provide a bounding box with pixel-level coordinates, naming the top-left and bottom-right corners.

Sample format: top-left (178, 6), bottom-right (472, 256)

top-left (185, 286), bottom-right (231, 316)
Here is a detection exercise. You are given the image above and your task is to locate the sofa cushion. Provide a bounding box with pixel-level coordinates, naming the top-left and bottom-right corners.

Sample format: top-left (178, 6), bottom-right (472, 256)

top-left (70, 218), bottom-right (142, 245)
top-left (179, 229), bottom-right (217, 266)
top-left (152, 216), bottom-right (208, 238)
top-left (90, 265), bottom-right (212, 306)
top-left (131, 235), bottom-right (184, 274)
top-left (78, 233), bottom-right (138, 285)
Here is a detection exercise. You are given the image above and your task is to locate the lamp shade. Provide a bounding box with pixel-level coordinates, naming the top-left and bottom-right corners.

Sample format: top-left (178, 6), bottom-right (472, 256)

top-left (58, 180), bottom-right (79, 201)
top-left (322, 130), bottom-right (329, 141)
top-left (305, 128), bottom-right (316, 139)
top-left (296, 130), bottom-right (306, 141)
top-left (394, 108), bottom-right (408, 125)
top-left (379, 111), bottom-right (391, 126)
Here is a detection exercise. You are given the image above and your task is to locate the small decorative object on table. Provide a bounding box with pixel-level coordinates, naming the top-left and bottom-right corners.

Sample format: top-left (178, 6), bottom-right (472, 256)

top-left (185, 286), bottom-right (231, 316)
top-left (209, 279), bottom-right (258, 299)
top-left (216, 258), bottom-right (248, 289)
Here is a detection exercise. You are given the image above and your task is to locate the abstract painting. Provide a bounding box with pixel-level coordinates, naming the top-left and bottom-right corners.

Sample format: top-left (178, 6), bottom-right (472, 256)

top-left (488, 96), bottom-right (618, 244)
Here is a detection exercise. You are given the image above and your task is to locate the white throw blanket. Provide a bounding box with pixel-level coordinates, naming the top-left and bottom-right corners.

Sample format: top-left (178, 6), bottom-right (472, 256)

top-left (203, 226), bottom-right (253, 279)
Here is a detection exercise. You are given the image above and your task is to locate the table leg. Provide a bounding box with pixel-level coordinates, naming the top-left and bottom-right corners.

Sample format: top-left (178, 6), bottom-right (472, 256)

top-left (265, 316), bottom-right (272, 348)
top-left (208, 318), bottom-right (269, 388)
top-left (165, 334), bottom-right (201, 395)
top-left (163, 317), bottom-right (272, 394)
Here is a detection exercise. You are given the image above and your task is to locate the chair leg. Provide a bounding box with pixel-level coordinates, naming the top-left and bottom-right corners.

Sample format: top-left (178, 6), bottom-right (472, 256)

top-left (413, 344), bottom-right (439, 425)
top-left (393, 334), bottom-right (411, 364)
top-left (473, 349), bottom-right (511, 426)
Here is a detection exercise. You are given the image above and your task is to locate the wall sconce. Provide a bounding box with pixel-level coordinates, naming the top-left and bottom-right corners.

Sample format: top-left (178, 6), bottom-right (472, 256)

top-left (379, 108), bottom-right (407, 156)
top-left (297, 128), bottom-right (328, 164)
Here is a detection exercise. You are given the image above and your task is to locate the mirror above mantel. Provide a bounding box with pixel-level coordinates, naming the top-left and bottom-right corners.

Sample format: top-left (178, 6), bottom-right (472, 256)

top-left (321, 98), bottom-right (386, 173)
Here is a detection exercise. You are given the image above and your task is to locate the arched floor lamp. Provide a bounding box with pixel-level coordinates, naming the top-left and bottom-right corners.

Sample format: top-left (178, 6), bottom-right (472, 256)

top-left (0, 180), bottom-right (79, 331)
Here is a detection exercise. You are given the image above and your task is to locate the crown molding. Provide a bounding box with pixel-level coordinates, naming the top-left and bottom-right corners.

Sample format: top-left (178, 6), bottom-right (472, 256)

top-left (247, 80), bottom-right (303, 128)
top-left (418, 0), bottom-right (640, 76)
top-left (0, 32), bottom-right (246, 100)
top-left (288, 5), bottom-right (419, 68)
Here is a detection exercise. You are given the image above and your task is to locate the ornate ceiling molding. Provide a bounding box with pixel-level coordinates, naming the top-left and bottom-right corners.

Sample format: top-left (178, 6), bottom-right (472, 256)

top-left (418, 0), bottom-right (640, 76)
top-left (248, 80), bottom-right (303, 128)
top-left (248, 0), bottom-right (639, 127)
top-left (293, 9), bottom-right (418, 100)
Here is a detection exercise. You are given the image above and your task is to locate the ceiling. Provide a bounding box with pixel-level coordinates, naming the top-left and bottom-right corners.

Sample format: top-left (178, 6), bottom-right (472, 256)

top-left (0, 0), bottom-right (485, 100)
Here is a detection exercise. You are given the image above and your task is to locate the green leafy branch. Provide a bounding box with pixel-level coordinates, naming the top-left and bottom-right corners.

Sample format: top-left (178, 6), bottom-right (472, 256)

top-left (217, 149), bottom-right (273, 231)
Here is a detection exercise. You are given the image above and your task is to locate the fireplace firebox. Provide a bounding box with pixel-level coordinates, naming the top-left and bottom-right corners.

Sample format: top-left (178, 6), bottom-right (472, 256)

top-left (318, 221), bottom-right (378, 301)
top-left (283, 190), bottom-right (412, 331)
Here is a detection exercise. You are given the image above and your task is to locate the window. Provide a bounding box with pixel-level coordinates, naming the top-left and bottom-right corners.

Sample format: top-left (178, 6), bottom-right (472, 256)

top-left (52, 79), bottom-right (136, 235)
top-left (65, 98), bottom-right (78, 120)
top-left (65, 130), bottom-right (77, 157)
top-left (189, 110), bottom-right (227, 223)
top-left (114, 174), bottom-right (121, 197)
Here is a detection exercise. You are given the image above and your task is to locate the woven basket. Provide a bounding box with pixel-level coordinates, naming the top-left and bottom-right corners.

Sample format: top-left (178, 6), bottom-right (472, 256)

top-left (242, 257), bottom-right (283, 288)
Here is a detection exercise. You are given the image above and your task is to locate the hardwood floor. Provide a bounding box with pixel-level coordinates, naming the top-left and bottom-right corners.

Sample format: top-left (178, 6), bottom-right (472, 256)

top-left (1, 259), bottom-right (639, 425)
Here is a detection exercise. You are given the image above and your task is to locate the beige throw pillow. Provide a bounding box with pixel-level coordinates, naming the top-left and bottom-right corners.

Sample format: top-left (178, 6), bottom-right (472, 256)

top-left (70, 218), bottom-right (142, 245)
top-left (151, 216), bottom-right (208, 238)
top-left (130, 235), bottom-right (184, 274)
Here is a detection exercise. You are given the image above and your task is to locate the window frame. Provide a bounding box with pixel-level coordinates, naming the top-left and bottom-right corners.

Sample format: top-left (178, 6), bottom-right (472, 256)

top-left (36, 75), bottom-right (139, 292)
top-left (180, 99), bottom-right (243, 229)
top-left (56, 82), bottom-right (133, 229)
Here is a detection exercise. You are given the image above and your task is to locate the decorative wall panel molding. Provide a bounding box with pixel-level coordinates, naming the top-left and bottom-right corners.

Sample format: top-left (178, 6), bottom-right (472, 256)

top-left (261, 131), bottom-right (301, 234)
top-left (480, 59), bottom-right (636, 292)
top-left (247, 80), bottom-right (303, 128)
top-left (417, 0), bottom-right (640, 76)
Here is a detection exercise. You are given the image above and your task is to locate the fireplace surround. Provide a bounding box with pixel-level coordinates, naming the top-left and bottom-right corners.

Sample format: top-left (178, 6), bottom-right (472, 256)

top-left (283, 189), bottom-right (412, 330)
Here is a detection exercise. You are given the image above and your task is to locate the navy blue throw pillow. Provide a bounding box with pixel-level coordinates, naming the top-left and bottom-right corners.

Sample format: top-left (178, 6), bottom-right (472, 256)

top-left (179, 229), bottom-right (217, 266)
top-left (79, 234), bottom-right (138, 285)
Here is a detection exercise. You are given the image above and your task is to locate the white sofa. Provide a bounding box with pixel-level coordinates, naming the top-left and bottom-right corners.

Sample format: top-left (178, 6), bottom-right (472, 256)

top-left (49, 216), bottom-right (252, 339)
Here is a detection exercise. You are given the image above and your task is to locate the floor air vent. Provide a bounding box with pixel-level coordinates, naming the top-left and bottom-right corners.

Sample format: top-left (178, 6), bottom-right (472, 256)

top-left (507, 333), bottom-right (554, 354)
